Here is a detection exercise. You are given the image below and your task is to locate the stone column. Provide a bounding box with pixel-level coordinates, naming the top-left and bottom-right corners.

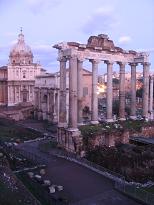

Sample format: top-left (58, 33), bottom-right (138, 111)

top-left (69, 55), bottom-right (78, 130)
top-left (149, 75), bottom-right (153, 120)
top-left (118, 62), bottom-right (126, 120)
top-left (47, 91), bottom-right (50, 121)
top-left (105, 60), bottom-right (114, 122)
top-left (130, 63), bottom-right (137, 119)
top-left (90, 59), bottom-right (99, 124)
top-left (142, 62), bottom-right (150, 119)
top-left (58, 56), bottom-right (67, 127)
top-left (77, 57), bottom-right (84, 125)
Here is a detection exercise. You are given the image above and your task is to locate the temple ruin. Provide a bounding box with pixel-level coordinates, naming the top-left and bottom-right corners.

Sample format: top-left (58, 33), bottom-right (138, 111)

top-left (53, 34), bottom-right (153, 152)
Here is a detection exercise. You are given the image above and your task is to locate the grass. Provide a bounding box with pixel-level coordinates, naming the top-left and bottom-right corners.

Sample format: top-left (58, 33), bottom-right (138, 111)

top-left (0, 118), bottom-right (42, 143)
top-left (0, 179), bottom-right (32, 205)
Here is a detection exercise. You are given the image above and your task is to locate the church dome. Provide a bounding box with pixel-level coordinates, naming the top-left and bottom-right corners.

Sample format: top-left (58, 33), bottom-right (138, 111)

top-left (9, 30), bottom-right (33, 65)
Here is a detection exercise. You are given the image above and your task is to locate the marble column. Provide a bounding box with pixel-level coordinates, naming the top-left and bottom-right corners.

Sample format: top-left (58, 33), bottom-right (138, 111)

top-left (58, 56), bottom-right (67, 127)
top-left (149, 75), bottom-right (153, 120)
top-left (90, 59), bottom-right (99, 124)
top-left (142, 62), bottom-right (150, 119)
top-left (77, 57), bottom-right (84, 125)
top-left (69, 55), bottom-right (78, 130)
top-left (118, 62), bottom-right (126, 120)
top-left (47, 91), bottom-right (50, 120)
top-left (130, 63), bottom-right (137, 119)
top-left (105, 60), bottom-right (114, 122)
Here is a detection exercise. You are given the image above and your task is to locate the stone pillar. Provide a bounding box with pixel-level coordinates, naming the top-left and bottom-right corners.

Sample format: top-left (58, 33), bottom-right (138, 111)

top-left (90, 59), bottom-right (99, 124)
top-left (58, 56), bottom-right (67, 127)
top-left (130, 63), bottom-right (137, 119)
top-left (47, 91), bottom-right (50, 121)
top-left (142, 62), bottom-right (150, 119)
top-left (149, 75), bottom-right (153, 120)
top-left (118, 62), bottom-right (126, 120)
top-left (105, 60), bottom-right (114, 122)
top-left (38, 88), bottom-right (42, 120)
top-left (77, 57), bottom-right (84, 125)
top-left (69, 55), bottom-right (78, 130)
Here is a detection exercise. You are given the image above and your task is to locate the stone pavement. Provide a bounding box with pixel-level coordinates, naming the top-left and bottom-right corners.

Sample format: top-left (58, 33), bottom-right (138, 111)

top-left (17, 141), bottom-right (141, 205)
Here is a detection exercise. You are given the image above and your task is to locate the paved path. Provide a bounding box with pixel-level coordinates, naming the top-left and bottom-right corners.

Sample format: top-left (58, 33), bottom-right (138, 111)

top-left (18, 142), bottom-right (141, 205)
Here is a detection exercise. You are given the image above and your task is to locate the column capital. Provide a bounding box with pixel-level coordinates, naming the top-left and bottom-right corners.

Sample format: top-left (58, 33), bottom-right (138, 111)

top-left (57, 56), bottom-right (67, 62)
top-left (77, 56), bottom-right (85, 62)
top-left (129, 62), bottom-right (138, 67)
top-left (68, 54), bottom-right (78, 60)
top-left (104, 60), bottom-right (114, 65)
top-left (142, 62), bottom-right (151, 66)
top-left (117, 62), bottom-right (126, 67)
top-left (89, 59), bottom-right (100, 64)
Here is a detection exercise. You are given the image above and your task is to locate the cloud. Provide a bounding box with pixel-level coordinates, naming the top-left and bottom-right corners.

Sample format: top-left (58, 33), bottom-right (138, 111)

top-left (32, 43), bottom-right (58, 71)
top-left (26, 0), bottom-right (62, 13)
top-left (118, 36), bottom-right (132, 44)
top-left (82, 6), bottom-right (119, 34)
top-left (136, 48), bottom-right (154, 53)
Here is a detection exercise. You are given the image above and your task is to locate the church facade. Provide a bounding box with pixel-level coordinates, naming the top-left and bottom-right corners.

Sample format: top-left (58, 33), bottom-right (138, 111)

top-left (0, 30), bottom-right (42, 106)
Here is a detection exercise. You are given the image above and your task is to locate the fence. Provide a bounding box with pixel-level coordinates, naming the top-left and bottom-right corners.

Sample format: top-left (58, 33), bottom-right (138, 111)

top-left (115, 180), bottom-right (154, 205)
top-left (13, 147), bottom-right (50, 165)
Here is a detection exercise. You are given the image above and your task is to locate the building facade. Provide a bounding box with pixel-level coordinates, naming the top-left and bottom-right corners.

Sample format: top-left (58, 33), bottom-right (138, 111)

top-left (0, 30), bottom-right (42, 106)
top-left (34, 68), bottom-right (92, 123)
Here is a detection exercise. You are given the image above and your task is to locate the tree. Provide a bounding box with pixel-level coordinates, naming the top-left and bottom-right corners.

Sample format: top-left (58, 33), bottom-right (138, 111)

top-left (136, 88), bottom-right (143, 98)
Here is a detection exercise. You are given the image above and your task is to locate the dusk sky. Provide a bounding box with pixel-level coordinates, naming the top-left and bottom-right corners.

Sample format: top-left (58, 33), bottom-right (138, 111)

top-left (0, 0), bottom-right (154, 73)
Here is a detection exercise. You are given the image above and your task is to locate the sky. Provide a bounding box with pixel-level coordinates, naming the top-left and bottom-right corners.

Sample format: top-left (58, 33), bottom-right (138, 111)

top-left (0, 0), bottom-right (154, 74)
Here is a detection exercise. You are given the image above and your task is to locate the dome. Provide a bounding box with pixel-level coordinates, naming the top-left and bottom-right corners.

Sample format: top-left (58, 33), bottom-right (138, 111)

top-left (9, 30), bottom-right (33, 65)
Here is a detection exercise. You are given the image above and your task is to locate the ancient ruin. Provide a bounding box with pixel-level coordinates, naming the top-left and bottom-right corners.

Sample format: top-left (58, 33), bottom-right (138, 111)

top-left (54, 34), bottom-right (153, 152)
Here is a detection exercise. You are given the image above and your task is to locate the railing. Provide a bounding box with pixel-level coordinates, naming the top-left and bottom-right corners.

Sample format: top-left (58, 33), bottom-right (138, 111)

top-left (12, 147), bottom-right (50, 165)
top-left (115, 180), bottom-right (154, 205)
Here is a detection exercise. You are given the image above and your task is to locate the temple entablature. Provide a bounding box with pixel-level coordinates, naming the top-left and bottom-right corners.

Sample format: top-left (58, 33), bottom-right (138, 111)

top-left (54, 34), bottom-right (150, 65)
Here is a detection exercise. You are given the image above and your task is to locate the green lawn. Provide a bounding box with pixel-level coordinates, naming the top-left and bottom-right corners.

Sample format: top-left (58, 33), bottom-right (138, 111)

top-left (0, 118), bottom-right (42, 143)
top-left (0, 180), bottom-right (31, 205)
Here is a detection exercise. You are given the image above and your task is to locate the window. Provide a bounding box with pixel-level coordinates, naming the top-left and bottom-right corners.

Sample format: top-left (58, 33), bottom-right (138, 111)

top-left (43, 95), bottom-right (47, 103)
top-left (23, 70), bottom-right (26, 78)
top-left (83, 87), bottom-right (88, 97)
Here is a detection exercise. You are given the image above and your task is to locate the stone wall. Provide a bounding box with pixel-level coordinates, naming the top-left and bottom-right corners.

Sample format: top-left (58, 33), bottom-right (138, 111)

top-left (85, 125), bottom-right (154, 150)
top-left (130, 125), bottom-right (154, 138)
top-left (85, 130), bottom-right (129, 149)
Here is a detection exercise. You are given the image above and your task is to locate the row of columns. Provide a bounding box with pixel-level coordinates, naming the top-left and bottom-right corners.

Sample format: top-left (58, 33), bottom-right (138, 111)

top-left (58, 55), bottom-right (152, 130)
top-left (35, 88), bottom-right (58, 121)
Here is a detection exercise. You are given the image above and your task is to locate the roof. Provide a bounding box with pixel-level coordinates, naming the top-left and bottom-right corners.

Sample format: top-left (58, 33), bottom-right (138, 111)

top-left (36, 73), bottom-right (56, 78)
top-left (0, 66), bottom-right (7, 70)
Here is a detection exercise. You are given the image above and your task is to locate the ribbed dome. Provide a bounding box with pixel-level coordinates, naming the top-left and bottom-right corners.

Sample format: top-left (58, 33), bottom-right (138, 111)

top-left (9, 31), bottom-right (33, 65)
